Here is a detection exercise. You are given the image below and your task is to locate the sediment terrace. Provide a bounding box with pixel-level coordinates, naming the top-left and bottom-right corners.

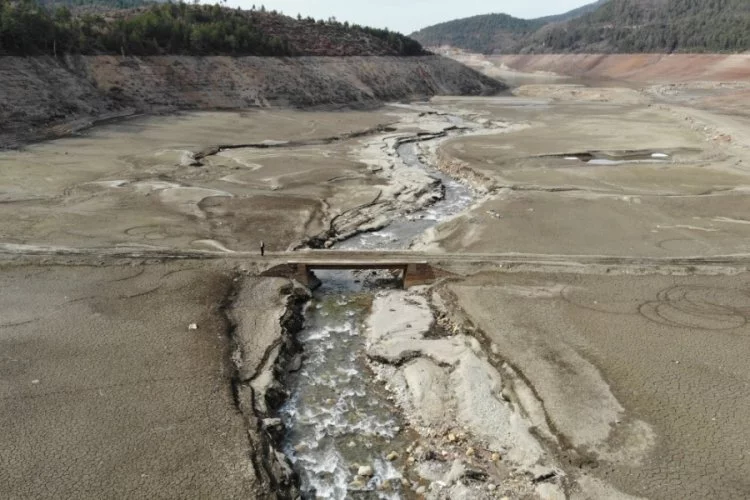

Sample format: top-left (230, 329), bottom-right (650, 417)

top-left (491, 54), bottom-right (750, 83)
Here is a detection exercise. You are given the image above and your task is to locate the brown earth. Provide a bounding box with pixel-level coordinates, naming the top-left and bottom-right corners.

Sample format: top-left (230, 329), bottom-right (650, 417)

top-left (490, 54), bottom-right (750, 83)
top-left (0, 262), bottom-right (257, 498)
top-left (446, 270), bottom-right (750, 499)
top-left (0, 54), bottom-right (503, 148)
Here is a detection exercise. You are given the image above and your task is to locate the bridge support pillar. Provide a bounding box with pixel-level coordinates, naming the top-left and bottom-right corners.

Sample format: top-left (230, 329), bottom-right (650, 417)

top-left (292, 264), bottom-right (321, 290)
top-left (403, 263), bottom-right (435, 288)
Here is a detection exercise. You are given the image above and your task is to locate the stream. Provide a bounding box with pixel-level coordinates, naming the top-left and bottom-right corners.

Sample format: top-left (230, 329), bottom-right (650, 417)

top-left (338, 142), bottom-right (474, 250)
top-left (279, 126), bottom-right (476, 499)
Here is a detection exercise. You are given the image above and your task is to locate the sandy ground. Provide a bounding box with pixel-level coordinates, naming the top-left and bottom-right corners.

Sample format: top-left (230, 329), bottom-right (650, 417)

top-left (0, 109), bottom-right (392, 252)
top-left (0, 261), bottom-right (258, 498)
top-left (416, 96), bottom-right (750, 258)
top-left (445, 271), bottom-right (750, 499)
top-left (3, 69), bottom-right (750, 499)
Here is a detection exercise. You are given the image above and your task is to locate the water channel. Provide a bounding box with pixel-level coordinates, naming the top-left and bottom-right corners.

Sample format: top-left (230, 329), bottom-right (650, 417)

top-left (279, 132), bottom-right (475, 499)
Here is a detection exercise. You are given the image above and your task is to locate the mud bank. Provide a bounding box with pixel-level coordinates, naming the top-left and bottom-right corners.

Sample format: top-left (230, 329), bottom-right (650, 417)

top-left (365, 288), bottom-right (565, 499)
top-left (0, 55), bottom-right (504, 148)
top-left (225, 276), bottom-right (311, 498)
top-left (356, 282), bottom-right (649, 499)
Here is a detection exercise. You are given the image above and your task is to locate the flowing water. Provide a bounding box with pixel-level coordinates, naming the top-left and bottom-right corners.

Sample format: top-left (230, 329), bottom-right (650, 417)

top-left (338, 142), bottom-right (474, 250)
top-left (280, 128), bottom-right (475, 499)
top-left (279, 272), bottom-right (415, 498)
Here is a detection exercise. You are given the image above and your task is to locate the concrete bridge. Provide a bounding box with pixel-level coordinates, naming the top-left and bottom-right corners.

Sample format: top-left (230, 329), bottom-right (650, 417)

top-left (261, 260), bottom-right (443, 288)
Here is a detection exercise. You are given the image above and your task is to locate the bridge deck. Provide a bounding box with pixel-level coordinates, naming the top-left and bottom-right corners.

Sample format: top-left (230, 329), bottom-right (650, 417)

top-left (288, 261), bottom-right (425, 270)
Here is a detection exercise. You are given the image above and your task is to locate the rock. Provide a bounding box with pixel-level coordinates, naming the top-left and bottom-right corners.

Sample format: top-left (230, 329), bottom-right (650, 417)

top-left (187, 323), bottom-right (198, 330)
top-left (347, 441), bottom-right (356, 448)
top-left (357, 465), bottom-right (374, 477)
top-left (262, 418), bottom-right (284, 441)
top-left (464, 468), bottom-right (488, 481)
top-left (348, 478), bottom-right (368, 491)
top-left (287, 354), bottom-right (303, 373)
top-left (491, 452), bottom-right (501, 462)
top-left (447, 433), bottom-right (457, 443)
top-left (465, 447), bottom-right (476, 457)
top-left (386, 451), bottom-right (399, 461)
top-left (261, 417), bottom-right (283, 429)
top-left (488, 484), bottom-right (497, 491)
top-left (416, 485), bottom-right (427, 494)
top-left (446, 459), bottom-right (466, 484)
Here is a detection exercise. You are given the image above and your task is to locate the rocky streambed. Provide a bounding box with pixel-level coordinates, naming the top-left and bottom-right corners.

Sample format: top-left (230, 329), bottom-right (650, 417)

top-left (274, 108), bottom-right (568, 499)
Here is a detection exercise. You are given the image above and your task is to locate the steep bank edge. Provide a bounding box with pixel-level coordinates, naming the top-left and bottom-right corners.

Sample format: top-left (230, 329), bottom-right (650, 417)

top-left (490, 54), bottom-right (750, 83)
top-left (0, 55), bottom-right (505, 148)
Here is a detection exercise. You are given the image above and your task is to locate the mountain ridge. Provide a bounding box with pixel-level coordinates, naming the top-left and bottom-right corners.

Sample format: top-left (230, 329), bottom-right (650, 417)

top-left (412, 0), bottom-right (750, 54)
top-left (410, 1), bottom-right (606, 54)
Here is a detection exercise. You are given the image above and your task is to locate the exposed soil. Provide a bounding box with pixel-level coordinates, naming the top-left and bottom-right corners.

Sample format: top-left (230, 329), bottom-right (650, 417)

top-left (0, 54), bottom-right (503, 148)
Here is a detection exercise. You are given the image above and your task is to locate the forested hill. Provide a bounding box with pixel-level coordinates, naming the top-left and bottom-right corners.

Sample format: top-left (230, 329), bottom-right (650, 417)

top-left (410, 14), bottom-right (543, 54)
top-left (0, 0), bottom-right (427, 56)
top-left (524, 0), bottom-right (750, 53)
top-left (412, 0), bottom-right (750, 54)
top-left (534, 0), bottom-right (609, 24)
top-left (410, 1), bottom-right (605, 54)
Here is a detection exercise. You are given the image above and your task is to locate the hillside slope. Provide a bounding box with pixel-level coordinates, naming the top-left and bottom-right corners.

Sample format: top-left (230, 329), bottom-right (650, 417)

top-left (410, 14), bottom-right (544, 54)
top-left (410, 1), bottom-right (604, 54)
top-left (525, 0), bottom-right (750, 53)
top-left (534, 0), bottom-right (609, 23)
top-left (0, 55), bottom-right (504, 147)
top-left (413, 0), bottom-right (750, 54)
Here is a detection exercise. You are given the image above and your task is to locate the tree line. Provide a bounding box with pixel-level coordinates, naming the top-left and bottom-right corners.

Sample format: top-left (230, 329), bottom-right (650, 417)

top-left (530, 0), bottom-right (750, 53)
top-left (0, 0), bottom-right (426, 56)
top-left (411, 0), bottom-right (750, 54)
top-left (411, 13), bottom-right (543, 54)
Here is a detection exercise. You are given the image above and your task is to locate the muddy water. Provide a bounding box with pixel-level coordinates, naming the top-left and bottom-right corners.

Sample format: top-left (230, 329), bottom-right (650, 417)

top-left (281, 127), bottom-right (475, 499)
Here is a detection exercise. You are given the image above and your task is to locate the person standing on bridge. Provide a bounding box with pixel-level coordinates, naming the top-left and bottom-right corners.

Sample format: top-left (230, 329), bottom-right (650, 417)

top-left (260, 240), bottom-right (265, 257)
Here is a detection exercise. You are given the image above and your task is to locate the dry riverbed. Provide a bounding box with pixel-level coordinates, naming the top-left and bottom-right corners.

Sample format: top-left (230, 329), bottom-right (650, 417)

top-left (3, 79), bottom-right (750, 500)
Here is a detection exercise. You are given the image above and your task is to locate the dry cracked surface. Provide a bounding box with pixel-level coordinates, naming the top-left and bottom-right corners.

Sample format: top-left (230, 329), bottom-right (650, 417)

top-left (0, 262), bottom-right (258, 499)
top-left (0, 109), bottom-right (393, 253)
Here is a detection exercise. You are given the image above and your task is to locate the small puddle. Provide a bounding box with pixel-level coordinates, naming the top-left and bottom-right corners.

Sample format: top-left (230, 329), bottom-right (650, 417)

top-left (556, 150), bottom-right (672, 165)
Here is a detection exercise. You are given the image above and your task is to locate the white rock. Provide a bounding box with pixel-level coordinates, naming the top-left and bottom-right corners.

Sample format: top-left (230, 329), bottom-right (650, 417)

top-left (188, 323), bottom-right (198, 330)
top-left (357, 465), bottom-right (374, 477)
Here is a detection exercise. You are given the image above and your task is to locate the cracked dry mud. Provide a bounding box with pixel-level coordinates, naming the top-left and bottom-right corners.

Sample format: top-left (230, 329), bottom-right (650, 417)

top-left (2, 78), bottom-right (750, 500)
